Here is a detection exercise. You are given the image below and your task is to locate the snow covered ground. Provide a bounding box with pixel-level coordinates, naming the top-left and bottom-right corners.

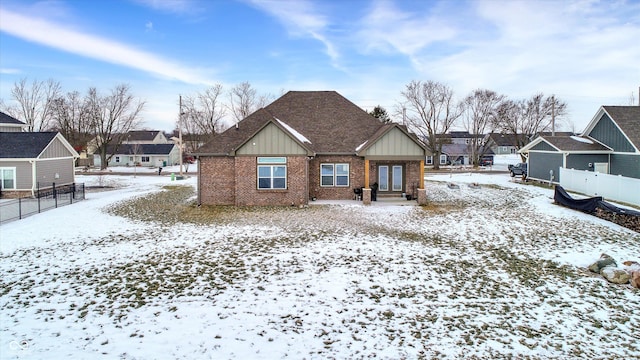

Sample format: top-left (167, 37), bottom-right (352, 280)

top-left (1, 171), bottom-right (638, 359)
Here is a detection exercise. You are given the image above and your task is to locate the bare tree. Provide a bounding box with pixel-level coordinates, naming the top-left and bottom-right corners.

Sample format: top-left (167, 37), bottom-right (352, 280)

top-left (181, 84), bottom-right (227, 152)
top-left (399, 80), bottom-right (464, 170)
top-left (228, 81), bottom-right (273, 123)
top-left (2, 78), bottom-right (62, 131)
top-left (494, 93), bottom-right (567, 161)
top-left (463, 89), bottom-right (505, 166)
top-left (87, 84), bottom-right (145, 169)
top-left (50, 91), bottom-right (93, 150)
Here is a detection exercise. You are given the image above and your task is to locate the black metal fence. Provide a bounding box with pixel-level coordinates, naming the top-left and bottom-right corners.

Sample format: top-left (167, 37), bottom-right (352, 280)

top-left (0, 182), bottom-right (85, 225)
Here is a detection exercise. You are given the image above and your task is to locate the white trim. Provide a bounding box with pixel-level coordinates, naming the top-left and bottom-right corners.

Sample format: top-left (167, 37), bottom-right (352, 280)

top-left (0, 167), bottom-right (17, 190)
top-left (320, 163), bottom-right (350, 187)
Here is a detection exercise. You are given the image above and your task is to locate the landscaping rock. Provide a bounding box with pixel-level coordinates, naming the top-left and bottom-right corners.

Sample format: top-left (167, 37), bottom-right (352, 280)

top-left (630, 271), bottom-right (640, 289)
top-left (601, 267), bottom-right (630, 284)
top-left (587, 254), bottom-right (617, 273)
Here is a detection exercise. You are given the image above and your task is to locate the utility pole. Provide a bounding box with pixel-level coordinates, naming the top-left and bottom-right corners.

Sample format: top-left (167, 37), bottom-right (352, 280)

top-left (551, 95), bottom-right (555, 137)
top-left (179, 95), bottom-right (183, 176)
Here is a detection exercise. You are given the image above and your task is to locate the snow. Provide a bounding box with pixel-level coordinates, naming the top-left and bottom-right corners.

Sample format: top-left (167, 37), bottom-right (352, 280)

top-left (570, 135), bottom-right (594, 144)
top-left (275, 118), bottom-right (311, 144)
top-left (355, 140), bottom-right (368, 152)
top-left (1, 170), bottom-right (639, 359)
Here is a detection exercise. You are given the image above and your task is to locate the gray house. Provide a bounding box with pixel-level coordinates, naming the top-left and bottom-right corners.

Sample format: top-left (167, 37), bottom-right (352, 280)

top-left (520, 106), bottom-right (639, 183)
top-left (0, 131), bottom-right (79, 198)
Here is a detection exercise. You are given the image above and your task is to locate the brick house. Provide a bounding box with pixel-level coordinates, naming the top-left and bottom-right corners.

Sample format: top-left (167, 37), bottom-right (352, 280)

top-left (193, 91), bottom-right (428, 206)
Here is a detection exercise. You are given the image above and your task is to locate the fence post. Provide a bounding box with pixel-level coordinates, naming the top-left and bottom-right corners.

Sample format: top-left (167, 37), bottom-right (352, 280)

top-left (37, 182), bottom-right (41, 213)
top-left (19, 197), bottom-right (22, 219)
top-left (53, 182), bottom-right (57, 208)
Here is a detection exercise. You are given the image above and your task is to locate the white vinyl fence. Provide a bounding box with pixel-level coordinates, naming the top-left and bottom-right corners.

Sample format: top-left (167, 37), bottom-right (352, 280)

top-left (560, 168), bottom-right (640, 207)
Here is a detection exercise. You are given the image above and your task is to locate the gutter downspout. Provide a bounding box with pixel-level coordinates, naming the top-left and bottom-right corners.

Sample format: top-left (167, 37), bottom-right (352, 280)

top-left (29, 160), bottom-right (36, 197)
top-left (196, 156), bottom-right (201, 206)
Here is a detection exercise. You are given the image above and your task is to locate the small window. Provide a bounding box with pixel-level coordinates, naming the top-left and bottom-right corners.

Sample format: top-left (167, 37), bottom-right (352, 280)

top-left (440, 155), bottom-right (447, 164)
top-left (0, 167), bottom-right (16, 190)
top-left (257, 157), bottom-right (287, 190)
top-left (115, 156), bottom-right (120, 163)
top-left (426, 156), bottom-right (433, 165)
top-left (320, 163), bottom-right (349, 187)
top-left (141, 156), bottom-right (150, 163)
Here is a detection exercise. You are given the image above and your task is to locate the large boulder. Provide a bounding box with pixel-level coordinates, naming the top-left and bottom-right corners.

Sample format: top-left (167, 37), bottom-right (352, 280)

top-left (588, 254), bottom-right (617, 273)
top-left (601, 267), bottom-right (630, 284)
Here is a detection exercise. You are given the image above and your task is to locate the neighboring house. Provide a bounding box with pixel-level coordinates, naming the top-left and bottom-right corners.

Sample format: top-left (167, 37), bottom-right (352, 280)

top-left (0, 132), bottom-right (79, 198)
top-left (439, 143), bottom-right (494, 166)
top-left (485, 133), bottom-right (523, 155)
top-left (520, 105), bottom-right (639, 183)
top-left (93, 143), bottom-right (179, 168)
top-left (194, 91), bottom-right (428, 206)
top-left (0, 111), bottom-right (27, 132)
top-left (88, 129), bottom-right (172, 168)
top-left (122, 130), bottom-right (169, 144)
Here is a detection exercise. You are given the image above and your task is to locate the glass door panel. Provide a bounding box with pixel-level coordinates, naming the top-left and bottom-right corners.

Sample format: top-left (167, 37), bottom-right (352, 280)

top-left (378, 165), bottom-right (389, 191)
top-left (392, 166), bottom-right (403, 191)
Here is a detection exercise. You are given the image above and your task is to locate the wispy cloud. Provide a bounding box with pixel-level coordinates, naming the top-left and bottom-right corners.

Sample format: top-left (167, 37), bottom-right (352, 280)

top-left (131, 0), bottom-right (203, 15)
top-left (0, 7), bottom-right (213, 85)
top-left (0, 68), bottom-right (22, 74)
top-left (246, 0), bottom-right (339, 62)
top-left (357, 0), bottom-right (457, 58)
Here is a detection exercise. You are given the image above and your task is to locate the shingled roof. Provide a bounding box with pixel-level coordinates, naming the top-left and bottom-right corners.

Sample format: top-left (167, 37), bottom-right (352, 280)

top-left (0, 111), bottom-right (26, 125)
top-left (195, 91), bottom-right (387, 155)
top-left (601, 106), bottom-right (640, 149)
top-left (542, 136), bottom-right (612, 152)
top-left (0, 132), bottom-right (58, 158)
top-left (125, 130), bottom-right (162, 142)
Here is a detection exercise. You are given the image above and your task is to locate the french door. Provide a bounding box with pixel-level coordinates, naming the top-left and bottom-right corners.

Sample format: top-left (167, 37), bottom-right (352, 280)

top-left (378, 165), bottom-right (403, 192)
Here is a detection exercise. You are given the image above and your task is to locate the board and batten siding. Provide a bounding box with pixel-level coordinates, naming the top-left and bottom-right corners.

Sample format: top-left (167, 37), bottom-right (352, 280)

top-left (610, 154), bottom-right (640, 179)
top-left (36, 158), bottom-right (75, 186)
top-left (588, 114), bottom-right (635, 152)
top-left (235, 123), bottom-right (308, 156)
top-left (529, 152), bottom-right (563, 182)
top-left (40, 137), bottom-right (73, 159)
top-left (364, 128), bottom-right (424, 160)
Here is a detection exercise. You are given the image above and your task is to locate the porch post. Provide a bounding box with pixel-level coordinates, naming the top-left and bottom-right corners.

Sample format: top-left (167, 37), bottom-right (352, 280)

top-left (419, 160), bottom-right (424, 189)
top-left (364, 159), bottom-right (370, 187)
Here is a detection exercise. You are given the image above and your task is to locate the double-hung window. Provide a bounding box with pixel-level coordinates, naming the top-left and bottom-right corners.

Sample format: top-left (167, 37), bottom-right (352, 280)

top-left (141, 156), bottom-right (150, 163)
top-left (257, 157), bottom-right (287, 189)
top-left (0, 167), bottom-right (16, 190)
top-left (426, 156), bottom-right (433, 165)
top-left (440, 154), bottom-right (447, 164)
top-left (321, 163), bottom-right (349, 187)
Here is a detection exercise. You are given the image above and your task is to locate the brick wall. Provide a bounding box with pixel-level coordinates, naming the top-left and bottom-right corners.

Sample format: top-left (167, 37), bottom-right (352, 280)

top-left (199, 156), bottom-right (235, 205)
top-left (309, 156), bottom-right (365, 200)
top-left (235, 156), bottom-right (307, 206)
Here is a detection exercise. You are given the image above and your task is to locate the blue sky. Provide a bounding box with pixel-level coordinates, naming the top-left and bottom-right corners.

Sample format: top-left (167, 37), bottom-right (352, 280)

top-left (1, 0), bottom-right (639, 132)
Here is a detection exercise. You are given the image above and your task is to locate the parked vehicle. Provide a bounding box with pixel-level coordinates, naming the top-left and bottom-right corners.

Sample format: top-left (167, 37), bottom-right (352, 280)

top-left (479, 158), bottom-right (493, 166)
top-left (508, 163), bottom-right (527, 177)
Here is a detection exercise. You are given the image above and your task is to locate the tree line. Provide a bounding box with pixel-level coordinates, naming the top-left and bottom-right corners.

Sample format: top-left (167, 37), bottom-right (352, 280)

top-left (2, 77), bottom-right (568, 170)
top-left (396, 80), bottom-right (568, 169)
